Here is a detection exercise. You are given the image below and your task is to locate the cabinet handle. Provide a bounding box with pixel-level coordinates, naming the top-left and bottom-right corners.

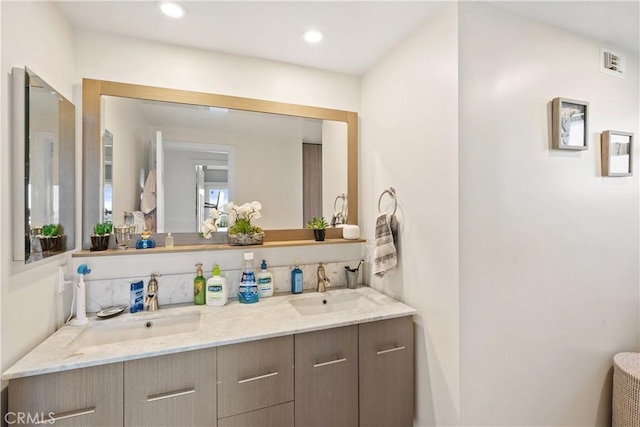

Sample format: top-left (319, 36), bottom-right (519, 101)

top-left (238, 371), bottom-right (278, 384)
top-left (147, 387), bottom-right (195, 402)
top-left (35, 407), bottom-right (96, 424)
top-left (313, 358), bottom-right (347, 368)
top-left (376, 345), bottom-right (405, 355)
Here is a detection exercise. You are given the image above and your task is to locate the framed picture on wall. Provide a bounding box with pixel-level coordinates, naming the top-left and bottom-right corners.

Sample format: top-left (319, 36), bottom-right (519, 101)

top-left (552, 97), bottom-right (589, 150)
top-left (602, 130), bottom-right (633, 177)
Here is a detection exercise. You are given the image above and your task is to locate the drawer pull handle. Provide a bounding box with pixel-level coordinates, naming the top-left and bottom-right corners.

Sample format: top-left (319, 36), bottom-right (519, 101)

top-left (377, 346), bottom-right (405, 355)
top-left (35, 407), bottom-right (96, 424)
top-left (238, 371), bottom-right (278, 384)
top-left (147, 387), bottom-right (196, 402)
top-left (313, 358), bottom-right (347, 368)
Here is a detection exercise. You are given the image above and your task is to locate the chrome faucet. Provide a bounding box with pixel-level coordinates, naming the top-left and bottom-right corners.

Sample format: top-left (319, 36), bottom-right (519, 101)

top-left (145, 273), bottom-right (160, 311)
top-left (317, 263), bottom-right (331, 293)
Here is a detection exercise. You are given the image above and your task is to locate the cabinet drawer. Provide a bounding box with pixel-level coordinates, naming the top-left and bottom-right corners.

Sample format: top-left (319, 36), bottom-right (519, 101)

top-left (8, 363), bottom-right (123, 427)
top-left (124, 348), bottom-right (216, 427)
top-left (217, 335), bottom-right (294, 418)
top-left (218, 402), bottom-right (294, 427)
top-left (295, 325), bottom-right (358, 427)
top-left (359, 316), bottom-right (414, 427)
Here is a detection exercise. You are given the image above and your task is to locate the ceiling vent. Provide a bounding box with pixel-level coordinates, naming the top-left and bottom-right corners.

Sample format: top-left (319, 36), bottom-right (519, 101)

top-left (600, 47), bottom-right (625, 78)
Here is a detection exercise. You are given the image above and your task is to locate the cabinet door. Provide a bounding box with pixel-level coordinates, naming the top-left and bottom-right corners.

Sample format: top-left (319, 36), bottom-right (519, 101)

top-left (359, 316), bottom-right (414, 427)
top-left (124, 347), bottom-right (216, 427)
top-left (217, 335), bottom-right (294, 418)
top-left (8, 363), bottom-right (123, 427)
top-left (218, 402), bottom-right (294, 427)
top-left (295, 325), bottom-right (358, 427)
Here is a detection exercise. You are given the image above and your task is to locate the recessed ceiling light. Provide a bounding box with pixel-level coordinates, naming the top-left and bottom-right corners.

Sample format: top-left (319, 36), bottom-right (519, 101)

top-left (303, 30), bottom-right (324, 44)
top-left (159, 2), bottom-right (186, 18)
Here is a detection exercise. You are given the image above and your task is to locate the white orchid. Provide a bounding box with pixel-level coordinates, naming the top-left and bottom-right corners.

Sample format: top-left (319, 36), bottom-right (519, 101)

top-left (199, 208), bottom-right (220, 239)
top-left (223, 201), bottom-right (263, 235)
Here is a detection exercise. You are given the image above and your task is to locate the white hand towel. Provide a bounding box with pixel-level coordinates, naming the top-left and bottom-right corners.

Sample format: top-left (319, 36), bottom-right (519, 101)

top-left (372, 213), bottom-right (398, 277)
top-left (140, 169), bottom-right (156, 214)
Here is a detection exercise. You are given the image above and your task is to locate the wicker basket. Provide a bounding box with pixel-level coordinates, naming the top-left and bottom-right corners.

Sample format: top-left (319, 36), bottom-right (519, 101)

top-left (613, 352), bottom-right (640, 426)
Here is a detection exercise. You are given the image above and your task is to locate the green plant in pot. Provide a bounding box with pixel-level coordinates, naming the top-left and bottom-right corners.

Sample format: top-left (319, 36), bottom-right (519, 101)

top-left (40, 224), bottom-right (62, 253)
top-left (307, 216), bottom-right (329, 241)
top-left (224, 201), bottom-right (264, 246)
top-left (91, 222), bottom-right (112, 251)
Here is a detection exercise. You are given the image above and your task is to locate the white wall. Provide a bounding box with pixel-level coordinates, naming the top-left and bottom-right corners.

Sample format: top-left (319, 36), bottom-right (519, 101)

top-left (458, 3), bottom-right (639, 425)
top-left (103, 97), bottom-right (148, 223)
top-left (322, 121), bottom-right (348, 222)
top-left (0, 0), bottom-right (75, 403)
top-left (361, 4), bottom-right (460, 425)
top-left (74, 30), bottom-right (360, 112)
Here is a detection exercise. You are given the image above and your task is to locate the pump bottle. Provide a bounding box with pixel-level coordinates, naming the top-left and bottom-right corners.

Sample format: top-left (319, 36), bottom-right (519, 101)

top-left (194, 263), bottom-right (206, 305)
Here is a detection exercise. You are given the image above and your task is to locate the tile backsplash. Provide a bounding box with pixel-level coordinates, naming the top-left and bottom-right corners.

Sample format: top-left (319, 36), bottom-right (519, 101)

top-left (85, 260), bottom-right (364, 313)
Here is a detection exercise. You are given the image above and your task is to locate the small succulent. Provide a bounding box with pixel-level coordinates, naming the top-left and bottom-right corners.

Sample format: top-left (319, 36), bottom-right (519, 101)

top-left (42, 224), bottom-right (60, 237)
top-left (93, 222), bottom-right (113, 236)
top-left (307, 216), bottom-right (329, 230)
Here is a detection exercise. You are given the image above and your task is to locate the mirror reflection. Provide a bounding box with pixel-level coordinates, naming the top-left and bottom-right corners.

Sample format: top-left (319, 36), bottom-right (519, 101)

top-left (101, 96), bottom-right (348, 232)
top-left (14, 67), bottom-right (75, 263)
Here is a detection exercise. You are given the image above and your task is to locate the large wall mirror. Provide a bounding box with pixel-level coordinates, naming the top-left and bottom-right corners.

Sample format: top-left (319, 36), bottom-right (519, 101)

top-left (82, 79), bottom-right (358, 249)
top-left (12, 67), bottom-right (76, 263)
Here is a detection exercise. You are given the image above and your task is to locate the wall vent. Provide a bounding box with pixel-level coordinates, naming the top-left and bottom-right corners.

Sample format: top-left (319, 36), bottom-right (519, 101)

top-left (600, 47), bottom-right (625, 78)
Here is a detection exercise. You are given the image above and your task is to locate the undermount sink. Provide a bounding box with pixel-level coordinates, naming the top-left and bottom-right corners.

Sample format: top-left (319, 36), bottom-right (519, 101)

top-left (70, 311), bottom-right (201, 348)
top-left (290, 291), bottom-right (380, 316)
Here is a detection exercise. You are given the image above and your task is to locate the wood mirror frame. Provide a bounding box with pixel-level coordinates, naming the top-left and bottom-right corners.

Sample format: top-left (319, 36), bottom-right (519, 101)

top-left (82, 78), bottom-right (358, 249)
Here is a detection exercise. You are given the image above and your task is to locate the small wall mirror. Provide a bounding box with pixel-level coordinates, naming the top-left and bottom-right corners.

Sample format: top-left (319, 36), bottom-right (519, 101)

top-left (12, 67), bottom-right (76, 263)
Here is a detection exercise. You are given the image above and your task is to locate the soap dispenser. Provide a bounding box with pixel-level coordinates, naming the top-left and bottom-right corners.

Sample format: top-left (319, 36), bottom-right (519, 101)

top-left (257, 260), bottom-right (274, 297)
top-left (194, 263), bottom-right (206, 305)
top-left (291, 261), bottom-right (303, 294)
top-left (206, 264), bottom-right (228, 307)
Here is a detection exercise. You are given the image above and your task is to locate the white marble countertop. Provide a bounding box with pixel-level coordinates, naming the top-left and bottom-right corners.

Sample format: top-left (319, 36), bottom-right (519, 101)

top-left (3, 286), bottom-right (415, 380)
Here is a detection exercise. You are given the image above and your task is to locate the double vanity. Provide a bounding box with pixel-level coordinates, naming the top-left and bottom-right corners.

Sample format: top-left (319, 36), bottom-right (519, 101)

top-left (7, 72), bottom-right (414, 426)
top-left (4, 287), bottom-right (415, 426)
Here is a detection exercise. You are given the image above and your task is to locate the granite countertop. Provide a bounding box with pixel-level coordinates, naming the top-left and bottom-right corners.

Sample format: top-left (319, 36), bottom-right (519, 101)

top-left (2, 286), bottom-right (415, 380)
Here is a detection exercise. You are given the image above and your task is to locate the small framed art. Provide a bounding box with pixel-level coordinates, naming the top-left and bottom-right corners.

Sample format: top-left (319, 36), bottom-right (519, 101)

top-left (601, 130), bottom-right (633, 177)
top-left (552, 97), bottom-right (589, 150)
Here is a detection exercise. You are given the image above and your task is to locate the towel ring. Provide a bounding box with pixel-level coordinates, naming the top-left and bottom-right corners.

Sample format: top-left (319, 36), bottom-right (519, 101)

top-left (378, 187), bottom-right (397, 215)
top-left (333, 193), bottom-right (347, 213)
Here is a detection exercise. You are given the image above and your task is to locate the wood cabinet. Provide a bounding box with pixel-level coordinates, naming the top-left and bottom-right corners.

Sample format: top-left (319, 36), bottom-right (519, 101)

top-left (295, 325), bottom-right (358, 427)
top-left (8, 363), bottom-right (123, 427)
top-left (359, 316), bottom-right (414, 427)
top-left (124, 348), bottom-right (216, 427)
top-left (217, 335), bottom-right (294, 420)
top-left (8, 315), bottom-right (413, 427)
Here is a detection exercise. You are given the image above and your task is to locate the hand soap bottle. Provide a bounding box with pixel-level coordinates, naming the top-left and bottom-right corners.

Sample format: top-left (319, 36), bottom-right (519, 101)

top-left (238, 252), bottom-right (259, 304)
top-left (257, 260), bottom-right (274, 298)
top-left (291, 262), bottom-right (303, 294)
top-left (206, 264), bottom-right (228, 307)
top-left (194, 263), bottom-right (206, 305)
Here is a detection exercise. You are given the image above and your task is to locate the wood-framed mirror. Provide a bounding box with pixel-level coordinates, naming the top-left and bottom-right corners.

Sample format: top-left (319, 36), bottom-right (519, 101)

top-left (82, 79), bottom-right (358, 249)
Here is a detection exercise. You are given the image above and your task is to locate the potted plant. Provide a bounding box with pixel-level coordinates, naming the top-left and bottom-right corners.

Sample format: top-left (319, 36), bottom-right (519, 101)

top-left (307, 216), bottom-right (329, 241)
top-left (40, 224), bottom-right (62, 253)
top-left (224, 201), bottom-right (264, 246)
top-left (91, 222), bottom-right (112, 251)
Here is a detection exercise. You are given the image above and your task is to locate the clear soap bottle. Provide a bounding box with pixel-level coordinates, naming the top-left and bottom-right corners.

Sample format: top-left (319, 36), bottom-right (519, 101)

top-left (165, 233), bottom-right (174, 248)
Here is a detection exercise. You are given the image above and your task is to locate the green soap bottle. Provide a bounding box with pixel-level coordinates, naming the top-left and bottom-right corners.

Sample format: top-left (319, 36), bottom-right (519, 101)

top-left (194, 263), bottom-right (206, 305)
